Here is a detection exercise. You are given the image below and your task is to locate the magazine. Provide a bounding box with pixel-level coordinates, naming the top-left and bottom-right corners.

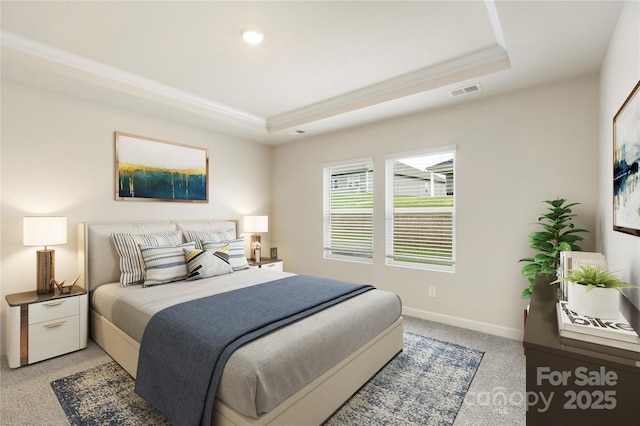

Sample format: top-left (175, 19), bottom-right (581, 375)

top-left (556, 301), bottom-right (640, 352)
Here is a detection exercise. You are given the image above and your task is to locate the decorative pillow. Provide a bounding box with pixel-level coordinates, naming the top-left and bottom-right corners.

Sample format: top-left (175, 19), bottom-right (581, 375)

top-left (203, 238), bottom-right (249, 271)
top-left (112, 231), bottom-right (181, 287)
top-left (214, 251), bottom-right (230, 262)
top-left (184, 249), bottom-right (233, 281)
top-left (139, 242), bottom-right (196, 287)
top-left (183, 228), bottom-right (236, 250)
top-left (199, 243), bottom-right (231, 262)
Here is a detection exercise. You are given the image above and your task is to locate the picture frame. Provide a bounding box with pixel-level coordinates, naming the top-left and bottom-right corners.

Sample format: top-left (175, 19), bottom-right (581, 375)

top-left (613, 80), bottom-right (640, 236)
top-left (115, 132), bottom-right (208, 203)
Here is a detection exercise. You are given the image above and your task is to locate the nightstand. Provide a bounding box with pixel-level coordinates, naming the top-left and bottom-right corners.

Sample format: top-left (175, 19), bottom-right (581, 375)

top-left (4, 286), bottom-right (88, 368)
top-left (247, 258), bottom-right (284, 272)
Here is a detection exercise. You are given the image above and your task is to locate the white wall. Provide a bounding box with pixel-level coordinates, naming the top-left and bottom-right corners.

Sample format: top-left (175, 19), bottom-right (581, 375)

top-left (598, 1), bottom-right (640, 309)
top-left (0, 82), bottom-right (273, 352)
top-left (273, 75), bottom-right (600, 339)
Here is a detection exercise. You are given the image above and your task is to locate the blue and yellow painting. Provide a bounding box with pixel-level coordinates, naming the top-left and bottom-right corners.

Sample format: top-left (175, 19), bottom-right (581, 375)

top-left (613, 84), bottom-right (640, 233)
top-left (118, 163), bottom-right (207, 200)
top-left (116, 133), bottom-right (208, 202)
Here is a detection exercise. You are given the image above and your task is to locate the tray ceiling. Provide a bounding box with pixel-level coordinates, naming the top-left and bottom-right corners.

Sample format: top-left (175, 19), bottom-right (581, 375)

top-left (1, 1), bottom-right (623, 144)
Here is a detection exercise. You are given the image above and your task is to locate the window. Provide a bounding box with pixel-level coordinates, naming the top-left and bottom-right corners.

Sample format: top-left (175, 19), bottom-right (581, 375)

top-left (323, 158), bottom-right (373, 263)
top-left (385, 146), bottom-right (456, 271)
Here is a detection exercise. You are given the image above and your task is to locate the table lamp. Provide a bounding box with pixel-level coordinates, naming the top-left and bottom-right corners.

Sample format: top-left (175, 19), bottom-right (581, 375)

top-left (23, 216), bottom-right (67, 294)
top-left (244, 215), bottom-right (268, 263)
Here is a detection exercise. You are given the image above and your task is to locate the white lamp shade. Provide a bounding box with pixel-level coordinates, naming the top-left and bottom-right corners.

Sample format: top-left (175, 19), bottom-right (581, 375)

top-left (244, 215), bottom-right (268, 233)
top-left (23, 216), bottom-right (67, 247)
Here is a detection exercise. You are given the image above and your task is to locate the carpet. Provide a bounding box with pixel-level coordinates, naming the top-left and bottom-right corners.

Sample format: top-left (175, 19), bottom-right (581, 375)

top-left (324, 332), bottom-right (484, 425)
top-left (51, 332), bottom-right (483, 425)
top-left (50, 361), bottom-right (169, 426)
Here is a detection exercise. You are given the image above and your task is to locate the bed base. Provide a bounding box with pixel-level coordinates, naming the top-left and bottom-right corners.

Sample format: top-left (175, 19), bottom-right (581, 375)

top-left (90, 309), bottom-right (403, 425)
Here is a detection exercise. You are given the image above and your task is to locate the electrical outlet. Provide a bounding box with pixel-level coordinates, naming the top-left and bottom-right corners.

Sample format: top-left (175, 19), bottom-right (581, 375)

top-left (428, 285), bottom-right (436, 298)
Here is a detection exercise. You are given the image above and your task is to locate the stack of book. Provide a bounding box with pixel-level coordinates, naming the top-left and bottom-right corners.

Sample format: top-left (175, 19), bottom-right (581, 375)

top-left (556, 300), bottom-right (640, 353)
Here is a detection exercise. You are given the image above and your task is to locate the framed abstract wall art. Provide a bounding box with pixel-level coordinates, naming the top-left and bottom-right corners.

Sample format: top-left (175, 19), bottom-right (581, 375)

top-left (613, 81), bottom-right (640, 236)
top-left (115, 132), bottom-right (209, 203)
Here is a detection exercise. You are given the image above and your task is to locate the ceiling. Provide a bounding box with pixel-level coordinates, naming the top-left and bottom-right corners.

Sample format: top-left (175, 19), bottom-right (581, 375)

top-left (1, 1), bottom-right (624, 145)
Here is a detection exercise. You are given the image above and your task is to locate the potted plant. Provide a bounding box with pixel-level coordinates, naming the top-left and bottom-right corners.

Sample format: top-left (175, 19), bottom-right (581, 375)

top-left (519, 199), bottom-right (588, 298)
top-left (553, 264), bottom-right (637, 319)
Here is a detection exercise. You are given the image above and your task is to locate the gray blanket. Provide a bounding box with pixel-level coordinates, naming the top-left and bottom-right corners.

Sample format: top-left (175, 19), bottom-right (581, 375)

top-left (134, 275), bottom-right (374, 426)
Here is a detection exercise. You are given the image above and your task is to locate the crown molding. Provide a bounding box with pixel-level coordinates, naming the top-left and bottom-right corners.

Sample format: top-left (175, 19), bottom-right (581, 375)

top-left (267, 45), bottom-right (510, 133)
top-left (2, 31), bottom-right (509, 136)
top-left (1, 31), bottom-right (266, 128)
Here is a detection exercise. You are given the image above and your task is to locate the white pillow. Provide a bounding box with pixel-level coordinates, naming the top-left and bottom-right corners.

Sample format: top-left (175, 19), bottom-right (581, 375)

top-left (112, 231), bottom-right (181, 287)
top-left (140, 242), bottom-right (196, 287)
top-left (183, 229), bottom-right (236, 250)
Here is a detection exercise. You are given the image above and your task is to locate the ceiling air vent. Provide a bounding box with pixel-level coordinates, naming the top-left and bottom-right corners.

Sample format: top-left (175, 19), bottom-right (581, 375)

top-left (449, 83), bottom-right (482, 97)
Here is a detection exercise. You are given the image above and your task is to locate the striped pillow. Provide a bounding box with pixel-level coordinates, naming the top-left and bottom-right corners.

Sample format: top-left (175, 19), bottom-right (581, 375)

top-left (183, 228), bottom-right (236, 250)
top-left (184, 248), bottom-right (233, 281)
top-left (203, 238), bottom-right (249, 271)
top-left (140, 242), bottom-right (196, 287)
top-left (112, 231), bottom-right (181, 287)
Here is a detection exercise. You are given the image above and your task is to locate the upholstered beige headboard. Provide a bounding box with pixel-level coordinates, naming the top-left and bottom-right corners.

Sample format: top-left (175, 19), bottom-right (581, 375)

top-left (78, 220), bottom-right (238, 291)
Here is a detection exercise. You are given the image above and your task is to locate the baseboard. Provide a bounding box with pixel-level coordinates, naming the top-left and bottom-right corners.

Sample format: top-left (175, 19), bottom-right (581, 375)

top-left (403, 306), bottom-right (524, 341)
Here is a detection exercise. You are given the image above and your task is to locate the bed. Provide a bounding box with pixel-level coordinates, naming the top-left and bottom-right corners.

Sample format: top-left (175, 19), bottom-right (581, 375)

top-left (79, 220), bottom-right (404, 426)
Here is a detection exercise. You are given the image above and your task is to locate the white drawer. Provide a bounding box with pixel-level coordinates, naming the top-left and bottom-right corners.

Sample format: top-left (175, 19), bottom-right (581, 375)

top-left (261, 261), bottom-right (283, 272)
top-left (29, 297), bottom-right (79, 324)
top-left (28, 315), bottom-right (80, 364)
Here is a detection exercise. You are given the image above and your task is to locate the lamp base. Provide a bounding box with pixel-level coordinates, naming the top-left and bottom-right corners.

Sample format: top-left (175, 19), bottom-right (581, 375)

top-left (36, 249), bottom-right (55, 294)
top-left (250, 235), bottom-right (261, 262)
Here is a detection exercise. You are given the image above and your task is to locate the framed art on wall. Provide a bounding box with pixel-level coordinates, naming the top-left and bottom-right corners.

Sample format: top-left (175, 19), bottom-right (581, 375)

top-left (115, 132), bottom-right (209, 202)
top-left (613, 80), bottom-right (640, 236)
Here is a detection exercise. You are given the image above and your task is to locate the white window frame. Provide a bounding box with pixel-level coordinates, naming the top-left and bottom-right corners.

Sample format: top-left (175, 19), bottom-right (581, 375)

top-left (323, 157), bottom-right (374, 263)
top-left (385, 146), bottom-right (456, 272)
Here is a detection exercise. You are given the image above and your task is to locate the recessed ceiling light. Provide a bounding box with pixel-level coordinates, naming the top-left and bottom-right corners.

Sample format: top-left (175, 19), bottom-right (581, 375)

top-left (242, 30), bottom-right (264, 45)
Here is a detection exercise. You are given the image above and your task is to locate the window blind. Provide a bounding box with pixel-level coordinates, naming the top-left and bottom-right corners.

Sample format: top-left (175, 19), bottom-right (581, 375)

top-left (385, 147), bottom-right (456, 271)
top-left (323, 158), bottom-right (373, 262)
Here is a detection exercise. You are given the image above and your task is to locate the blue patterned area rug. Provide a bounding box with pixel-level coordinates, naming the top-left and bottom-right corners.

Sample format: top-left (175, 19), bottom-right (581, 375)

top-left (51, 361), bottom-right (169, 425)
top-left (324, 332), bottom-right (484, 425)
top-left (51, 332), bottom-right (483, 426)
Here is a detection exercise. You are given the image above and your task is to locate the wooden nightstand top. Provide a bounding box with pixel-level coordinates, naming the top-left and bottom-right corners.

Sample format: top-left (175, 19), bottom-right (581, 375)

top-left (5, 286), bottom-right (87, 307)
top-left (247, 258), bottom-right (282, 267)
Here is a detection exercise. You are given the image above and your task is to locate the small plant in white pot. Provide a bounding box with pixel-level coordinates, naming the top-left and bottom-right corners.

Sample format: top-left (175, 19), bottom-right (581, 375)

top-left (553, 264), bottom-right (637, 319)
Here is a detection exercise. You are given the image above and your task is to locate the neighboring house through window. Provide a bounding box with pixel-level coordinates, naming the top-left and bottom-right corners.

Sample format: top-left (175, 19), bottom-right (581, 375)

top-left (385, 146), bottom-right (456, 272)
top-left (323, 158), bottom-right (373, 263)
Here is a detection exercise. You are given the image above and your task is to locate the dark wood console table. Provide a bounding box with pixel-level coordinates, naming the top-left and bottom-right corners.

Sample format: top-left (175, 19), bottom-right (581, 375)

top-left (523, 275), bottom-right (640, 425)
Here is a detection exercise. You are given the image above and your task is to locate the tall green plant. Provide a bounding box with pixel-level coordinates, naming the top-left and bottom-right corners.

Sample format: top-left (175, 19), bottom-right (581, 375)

top-left (519, 199), bottom-right (588, 299)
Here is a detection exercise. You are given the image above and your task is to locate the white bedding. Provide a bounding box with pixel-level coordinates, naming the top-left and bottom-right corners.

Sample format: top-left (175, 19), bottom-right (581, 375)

top-left (92, 268), bottom-right (295, 341)
top-left (91, 268), bottom-right (402, 418)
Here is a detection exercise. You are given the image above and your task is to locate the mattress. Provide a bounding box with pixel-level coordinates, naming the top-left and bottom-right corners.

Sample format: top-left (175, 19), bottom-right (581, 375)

top-left (91, 268), bottom-right (402, 418)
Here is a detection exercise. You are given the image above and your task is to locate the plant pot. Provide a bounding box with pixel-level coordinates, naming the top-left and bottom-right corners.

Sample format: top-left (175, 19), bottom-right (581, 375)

top-left (567, 284), bottom-right (620, 319)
